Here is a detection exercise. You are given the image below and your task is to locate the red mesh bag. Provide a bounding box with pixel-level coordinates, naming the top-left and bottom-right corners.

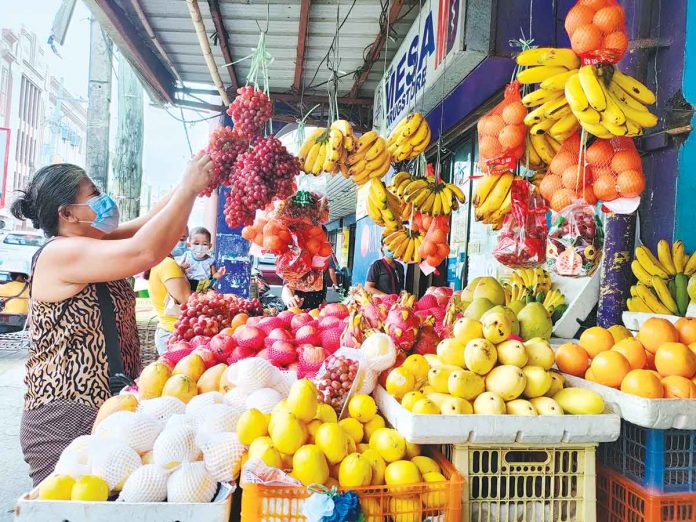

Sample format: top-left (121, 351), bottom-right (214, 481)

top-left (587, 137), bottom-right (645, 203)
top-left (159, 348), bottom-right (193, 368)
top-left (546, 201), bottom-right (603, 277)
top-left (477, 82), bottom-right (528, 174)
top-left (493, 179), bottom-right (549, 268)
top-left (297, 346), bottom-right (326, 378)
top-left (539, 132), bottom-right (591, 211)
top-left (418, 215), bottom-right (451, 269)
top-left (565, 0), bottom-right (628, 64)
top-left (267, 342), bottom-right (297, 367)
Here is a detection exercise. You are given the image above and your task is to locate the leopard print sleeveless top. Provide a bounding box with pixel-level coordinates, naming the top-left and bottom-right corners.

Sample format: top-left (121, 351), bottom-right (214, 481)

top-left (24, 279), bottom-right (141, 411)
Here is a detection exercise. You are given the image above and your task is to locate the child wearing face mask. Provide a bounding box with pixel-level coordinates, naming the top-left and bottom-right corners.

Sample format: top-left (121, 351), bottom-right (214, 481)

top-left (178, 227), bottom-right (226, 291)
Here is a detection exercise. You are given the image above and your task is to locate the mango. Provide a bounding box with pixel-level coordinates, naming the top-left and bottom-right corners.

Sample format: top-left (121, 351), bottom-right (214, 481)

top-left (553, 387), bottom-right (605, 415)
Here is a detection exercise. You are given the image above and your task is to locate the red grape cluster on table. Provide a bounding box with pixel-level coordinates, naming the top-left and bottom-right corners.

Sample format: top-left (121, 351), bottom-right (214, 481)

top-left (202, 127), bottom-right (249, 197)
top-left (315, 354), bottom-right (359, 411)
top-left (170, 291), bottom-right (262, 343)
top-left (226, 85), bottom-right (273, 139)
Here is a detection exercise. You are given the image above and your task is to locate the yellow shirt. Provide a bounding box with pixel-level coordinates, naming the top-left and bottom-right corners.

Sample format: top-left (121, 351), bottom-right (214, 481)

top-left (148, 257), bottom-right (186, 332)
top-left (0, 280), bottom-right (29, 315)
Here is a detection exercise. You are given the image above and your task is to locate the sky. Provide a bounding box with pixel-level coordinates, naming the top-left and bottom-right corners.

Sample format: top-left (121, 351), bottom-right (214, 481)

top-left (1, 0), bottom-right (212, 202)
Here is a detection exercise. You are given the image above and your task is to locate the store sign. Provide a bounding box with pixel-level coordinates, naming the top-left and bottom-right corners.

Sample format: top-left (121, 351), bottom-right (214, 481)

top-left (373, 0), bottom-right (464, 132)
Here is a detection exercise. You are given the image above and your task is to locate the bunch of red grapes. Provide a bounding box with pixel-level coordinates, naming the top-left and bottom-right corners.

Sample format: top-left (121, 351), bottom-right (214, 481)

top-left (170, 291), bottom-right (262, 342)
top-left (223, 135), bottom-right (300, 228)
top-left (202, 127), bottom-right (249, 197)
top-left (315, 354), bottom-right (359, 411)
top-left (226, 85), bottom-right (273, 139)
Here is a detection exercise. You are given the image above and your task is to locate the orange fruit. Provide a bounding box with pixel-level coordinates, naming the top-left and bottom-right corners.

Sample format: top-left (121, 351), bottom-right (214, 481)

top-left (675, 317), bottom-right (696, 345)
top-left (578, 0), bottom-right (609, 9)
top-left (586, 140), bottom-right (614, 166)
top-left (638, 317), bottom-right (680, 354)
top-left (654, 342), bottom-right (696, 378)
top-left (604, 32), bottom-right (629, 54)
top-left (611, 338), bottom-right (648, 370)
top-left (579, 326), bottom-right (616, 358)
top-left (540, 175), bottom-right (563, 201)
top-left (645, 350), bottom-right (656, 370)
top-left (591, 165), bottom-right (614, 179)
top-left (620, 369), bottom-right (663, 398)
top-left (661, 375), bottom-right (696, 399)
top-left (230, 313), bottom-right (249, 331)
top-left (578, 185), bottom-right (598, 205)
top-left (611, 149), bottom-right (642, 173)
top-left (549, 151), bottom-right (577, 176)
top-left (593, 174), bottom-right (618, 201)
top-left (593, 6), bottom-right (625, 34)
top-left (551, 189), bottom-right (576, 212)
top-left (616, 169), bottom-right (645, 198)
top-left (498, 125), bottom-right (526, 149)
top-left (565, 5), bottom-right (596, 35)
top-left (690, 342), bottom-right (696, 354)
top-left (561, 164), bottom-right (587, 190)
top-left (571, 24), bottom-right (604, 55)
top-left (501, 102), bottom-right (527, 125)
top-left (479, 136), bottom-right (503, 159)
top-left (478, 114), bottom-right (506, 136)
top-left (585, 367), bottom-right (596, 381)
top-left (591, 351), bottom-right (632, 388)
top-left (555, 343), bottom-right (590, 377)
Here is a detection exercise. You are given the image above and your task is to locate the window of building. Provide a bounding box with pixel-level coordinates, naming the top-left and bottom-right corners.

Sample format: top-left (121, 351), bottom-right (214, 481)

top-left (0, 66), bottom-right (9, 123)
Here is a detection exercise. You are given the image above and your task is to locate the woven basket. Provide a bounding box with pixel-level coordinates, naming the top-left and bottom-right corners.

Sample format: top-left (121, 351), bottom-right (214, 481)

top-left (137, 315), bottom-right (159, 366)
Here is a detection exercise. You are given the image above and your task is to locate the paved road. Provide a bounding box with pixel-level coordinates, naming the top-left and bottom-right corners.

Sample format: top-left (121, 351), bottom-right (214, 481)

top-left (0, 347), bottom-right (31, 521)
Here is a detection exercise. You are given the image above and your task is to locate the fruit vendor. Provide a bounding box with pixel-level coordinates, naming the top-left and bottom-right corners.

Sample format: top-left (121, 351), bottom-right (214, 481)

top-left (10, 154), bottom-right (213, 486)
top-left (365, 239), bottom-right (405, 295)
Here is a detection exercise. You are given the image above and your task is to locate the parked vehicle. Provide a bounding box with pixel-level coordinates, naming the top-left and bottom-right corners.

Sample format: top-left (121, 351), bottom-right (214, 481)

top-left (0, 231), bottom-right (45, 271)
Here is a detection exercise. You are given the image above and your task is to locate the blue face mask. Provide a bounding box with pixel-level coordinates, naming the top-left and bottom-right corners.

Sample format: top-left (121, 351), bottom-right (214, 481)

top-left (171, 240), bottom-right (187, 257)
top-left (74, 194), bottom-right (120, 233)
top-left (383, 248), bottom-right (395, 259)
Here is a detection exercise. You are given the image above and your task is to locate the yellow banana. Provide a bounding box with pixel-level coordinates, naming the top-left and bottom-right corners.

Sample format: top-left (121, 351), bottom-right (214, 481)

top-left (549, 114), bottom-right (579, 136)
top-left (601, 87), bottom-right (627, 126)
top-left (524, 104), bottom-right (549, 126)
top-left (365, 137), bottom-right (386, 161)
top-left (365, 149), bottom-right (389, 171)
top-left (607, 82), bottom-right (649, 113)
top-left (578, 65), bottom-right (606, 111)
top-left (517, 65), bottom-right (571, 84)
top-left (652, 277), bottom-right (679, 315)
top-left (672, 240), bottom-right (686, 273)
top-left (312, 143), bottom-right (327, 174)
top-left (540, 69), bottom-right (580, 91)
top-left (565, 72), bottom-right (588, 111)
top-left (608, 91), bottom-right (659, 128)
top-left (530, 134), bottom-right (555, 164)
top-left (631, 260), bottom-right (654, 287)
top-left (486, 187), bottom-right (512, 223)
top-left (440, 187), bottom-right (453, 215)
top-left (516, 47), bottom-right (577, 67)
top-left (599, 116), bottom-right (628, 137)
top-left (399, 113), bottom-right (424, 138)
top-left (573, 105), bottom-right (602, 125)
top-left (349, 159), bottom-right (367, 177)
top-left (635, 283), bottom-right (673, 314)
top-left (476, 172), bottom-right (513, 220)
top-left (355, 131), bottom-right (379, 152)
top-left (625, 120), bottom-right (645, 138)
top-left (522, 88), bottom-right (564, 108)
top-left (298, 128), bottom-right (324, 160)
top-left (612, 69), bottom-right (656, 105)
top-left (635, 245), bottom-right (670, 279)
top-left (447, 182), bottom-right (466, 203)
top-left (627, 296), bottom-right (652, 313)
top-left (530, 118), bottom-right (555, 135)
top-left (409, 120), bottom-right (430, 147)
top-left (657, 239), bottom-right (677, 275)
top-left (473, 175), bottom-right (500, 206)
top-left (543, 97), bottom-right (571, 119)
top-left (579, 121), bottom-right (613, 139)
top-left (303, 142), bottom-right (321, 173)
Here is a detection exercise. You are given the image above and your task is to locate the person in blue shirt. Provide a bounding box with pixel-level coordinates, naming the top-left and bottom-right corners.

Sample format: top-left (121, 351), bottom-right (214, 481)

top-left (177, 227), bottom-right (225, 291)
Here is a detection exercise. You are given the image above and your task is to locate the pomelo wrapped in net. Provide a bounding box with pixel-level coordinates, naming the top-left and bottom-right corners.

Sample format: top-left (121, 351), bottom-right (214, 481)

top-left (245, 387), bottom-right (283, 414)
top-left (152, 426), bottom-right (199, 470)
top-left (54, 435), bottom-right (101, 477)
top-left (196, 403), bottom-right (241, 434)
top-left (138, 396), bottom-right (186, 424)
top-left (117, 464), bottom-right (169, 503)
top-left (227, 357), bottom-right (277, 393)
top-left (197, 431), bottom-right (246, 482)
top-left (90, 440), bottom-right (142, 491)
top-left (94, 410), bottom-right (163, 454)
top-left (167, 461), bottom-right (218, 503)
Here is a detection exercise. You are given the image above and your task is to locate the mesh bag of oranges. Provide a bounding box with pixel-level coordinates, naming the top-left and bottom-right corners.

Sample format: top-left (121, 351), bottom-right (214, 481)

top-left (418, 215), bottom-right (451, 270)
top-left (587, 137), bottom-right (645, 204)
top-left (477, 82), bottom-right (528, 174)
top-left (493, 179), bottom-right (549, 268)
top-left (565, 0), bottom-right (628, 64)
top-left (539, 132), bottom-right (594, 211)
top-left (546, 201), bottom-right (603, 277)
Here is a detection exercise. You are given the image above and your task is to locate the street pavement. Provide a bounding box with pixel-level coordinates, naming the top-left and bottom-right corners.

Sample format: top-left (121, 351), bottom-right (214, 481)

top-left (0, 345), bottom-right (31, 521)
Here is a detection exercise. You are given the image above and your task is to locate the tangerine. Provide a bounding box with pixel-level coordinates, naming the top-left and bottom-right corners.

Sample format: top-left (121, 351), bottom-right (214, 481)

top-left (578, 0), bottom-right (609, 9)
top-left (593, 6), bottom-right (625, 34)
top-left (637, 317), bottom-right (680, 354)
top-left (675, 317), bottom-right (696, 345)
top-left (586, 140), bottom-right (614, 166)
top-left (550, 189), bottom-right (576, 212)
top-left (654, 342), bottom-right (696, 378)
top-left (571, 24), bottom-right (604, 55)
top-left (591, 165), bottom-right (615, 179)
top-left (578, 185), bottom-right (598, 205)
top-left (565, 5), bottom-right (596, 35)
top-left (616, 169), bottom-right (646, 198)
top-left (498, 125), bottom-right (526, 149)
top-left (579, 326), bottom-right (616, 358)
top-left (611, 338), bottom-right (648, 370)
top-left (478, 114), bottom-right (505, 137)
top-left (585, 367), bottom-right (596, 381)
top-left (540, 175), bottom-right (563, 201)
top-left (501, 102), bottom-right (527, 125)
top-left (479, 136), bottom-right (503, 159)
top-left (620, 369), bottom-right (663, 398)
top-left (661, 375), bottom-right (696, 399)
top-left (604, 32), bottom-right (629, 55)
top-left (591, 351), bottom-right (632, 388)
top-left (549, 151), bottom-right (577, 176)
top-left (555, 343), bottom-right (590, 377)
top-left (611, 149), bottom-right (642, 173)
top-left (593, 174), bottom-right (618, 201)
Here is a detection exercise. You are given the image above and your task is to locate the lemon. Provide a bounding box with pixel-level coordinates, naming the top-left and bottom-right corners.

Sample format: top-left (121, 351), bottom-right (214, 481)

top-left (71, 475), bottom-right (109, 501)
top-left (401, 391), bottom-right (425, 411)
top-left (38, 475), bottom-right (75, 500)
top-left (384, 460), bottom-right (422, 485)
top-left (369, 428), bottom-right (406, 463)
top-left (338, 453), bottom-right (373, 487)
top-left (422, 471), bottom-right (447, 509)
top-left (411, 455), bottom-right (441, 475)
top-left (339, 418), bottom-right (364, 444)
top-left (362, 414), bottom-right (386, 442)
top-left (236, 408), bottom-right (268, 445)
top-left (291, 444), bottom-right (329, 486)
top-left (385, 367), bottom-right (416, 399)
top-left (347, 394), bottom-right (377, 423)
top-left (314, 403), bottom-right (338, 423)
top-left (404, 441), bottom-right (421, 459)
top-left (402, 354), bottom-right (430, 382)
top-left (361, 448), bottom-right (386, 485)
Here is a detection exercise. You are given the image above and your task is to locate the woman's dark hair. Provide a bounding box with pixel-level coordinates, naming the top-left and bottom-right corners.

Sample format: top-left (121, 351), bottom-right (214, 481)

top-left (10, 164), bottom-right (88, 237)
top-left (189, 226), bottom-right (211, 242)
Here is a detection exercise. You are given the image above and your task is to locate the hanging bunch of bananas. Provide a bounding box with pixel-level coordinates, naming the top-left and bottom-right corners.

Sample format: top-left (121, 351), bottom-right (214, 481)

top-left (366, 178), bottom-right (404, 230)
top-left (517, 48), bottom-right (582, 149)
top-left (628, 241), bottom-right (695, 316)
top-left (472, 171), bottom-right (520, 228)
top-left (344, 130), bottom-right (391, 185)
top-left (382, 225), bottom-right (424, 264)
top-left (505, 267), bottom-right (567, 321)
top-left (298, 120), bottom-right (356, 176)
top-left (527, 133), bottom-right (562, 171)
top-left (565, 65), bottom-right (658, 139)
top-left (391, 171), bottom-right (466, 216)
top-left (298, 127), bottom-right (329, 175)
top-left (386, 112), bottom-right (431, 162)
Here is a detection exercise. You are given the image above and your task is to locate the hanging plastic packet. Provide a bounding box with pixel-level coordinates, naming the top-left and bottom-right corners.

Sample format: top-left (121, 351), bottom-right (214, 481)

top-left (546, 201), bottom-right (603, 277)
top-left (493, 179), bottom-right (548, 268)
top-left (565, 0), bottom-right (628, 65)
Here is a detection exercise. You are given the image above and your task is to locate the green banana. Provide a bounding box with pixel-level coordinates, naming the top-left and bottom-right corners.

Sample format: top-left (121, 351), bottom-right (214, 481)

top-left (675, 273), bottom-right (690, 316)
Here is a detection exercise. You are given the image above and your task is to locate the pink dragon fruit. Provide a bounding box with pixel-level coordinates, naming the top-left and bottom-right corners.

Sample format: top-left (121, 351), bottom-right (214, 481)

top-left (383, 293), bottom-right (421, 352)
top-left (340, 308), bottom-right (368, 348)
top-left (413, 318), bottom-right (441, 355)
top-left (415, 294), bottom-right (439, 311)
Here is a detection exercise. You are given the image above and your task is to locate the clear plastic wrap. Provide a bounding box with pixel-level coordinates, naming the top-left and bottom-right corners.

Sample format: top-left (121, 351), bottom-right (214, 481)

top-left (546, 201), bottom-right (603, 277)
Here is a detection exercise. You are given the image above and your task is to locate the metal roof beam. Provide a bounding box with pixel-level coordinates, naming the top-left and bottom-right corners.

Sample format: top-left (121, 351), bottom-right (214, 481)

top-left (349, 0), bottom-right (404, 98)
top-left (207, 0), bottom-right (239, 91)
top-left (272, 93), bottom-right (373, 106)
top-left (292, 0), bottom-right (311, 92)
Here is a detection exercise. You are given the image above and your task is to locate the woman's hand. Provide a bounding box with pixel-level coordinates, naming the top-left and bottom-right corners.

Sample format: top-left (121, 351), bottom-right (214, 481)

top-left (213, 266), bottom-right (226, 280)
top-left (182, 152), bottom-right (214, 195)
top-left (287, 294), bottom-right (304, 309)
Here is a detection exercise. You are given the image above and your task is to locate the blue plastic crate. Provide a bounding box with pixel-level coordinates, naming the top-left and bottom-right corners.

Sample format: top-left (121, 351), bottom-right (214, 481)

top-left (598, 419), bottom-right (696, 494)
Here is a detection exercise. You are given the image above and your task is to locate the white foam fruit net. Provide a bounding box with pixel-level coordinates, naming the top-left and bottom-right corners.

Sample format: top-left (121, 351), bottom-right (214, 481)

top-left (138, 396), bottom-right (186, 423)
top-left (196, 403), bottom-right (242, 435)
top-left (223, 388), bottom-right (248, 411)
top-left (117, 464), bottom-right (169, 503)
top-left (54, 435), bottom-right (100, 477)
top-left (165, 413), bottom-right (195, 432)
top-left (90, 440), bottom-right (142, 491)
top-left (272, 372), bottom-right (294, 396)
top-left (95, 410), bottom-right (163, 454)
top-left (245, 387), bottom-right (283, 414)
top-left (167, 461), bottom-right (217, 503)
top-left (197, 431), bottom-right (246, 482)
top-left (227, 358), bottom-right (278, 393)
top-left (152, 426), bottom-right (199, 470)
top-left (186, 392), bottom-right (225, 428)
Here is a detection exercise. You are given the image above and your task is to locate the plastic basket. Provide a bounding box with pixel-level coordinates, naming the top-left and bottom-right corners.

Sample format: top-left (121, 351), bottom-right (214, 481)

top-left (597, 465), bottom-right (696, 522)
top-left (444, 443), bottom-right (596, 522)
top-left (597, 419), bottom-right (696, 494)
top-left (239, 450), bottom-right (463, 521)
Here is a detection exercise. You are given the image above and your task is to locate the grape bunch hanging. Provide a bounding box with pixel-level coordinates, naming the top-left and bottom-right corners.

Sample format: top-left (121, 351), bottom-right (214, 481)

top-left (201, 126), bottom-right (248, 197)
top-left (226, 86), bottom-right (273, 139)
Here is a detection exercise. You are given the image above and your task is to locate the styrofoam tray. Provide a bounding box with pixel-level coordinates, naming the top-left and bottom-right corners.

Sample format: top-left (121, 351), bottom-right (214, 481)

top-left (622, 310), bottom-right (695, 332)
top-left (373, 385), bottom-right (620, 444)
top-left (14, 483), bottom-right (235, 522)
top-left (563, 374), bottom-right (696, 429)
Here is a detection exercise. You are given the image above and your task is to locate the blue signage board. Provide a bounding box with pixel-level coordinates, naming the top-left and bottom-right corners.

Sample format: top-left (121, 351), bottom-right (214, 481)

top-left (214, 185), bottom-right (251, 297)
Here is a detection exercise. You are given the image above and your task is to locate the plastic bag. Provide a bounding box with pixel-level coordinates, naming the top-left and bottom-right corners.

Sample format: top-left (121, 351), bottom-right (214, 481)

top-left (493, 179), bottom-right (548, 268)
top-left (546, 201), bottom-right (603, 277)
top-left (565, 0), bottom-right (628, 65)
top-left (241, 458), bottom-right (302, 487)
top-left (418, 215), bottom-right (451, 270)
top-left (477, 82), bottom-right (527, 174)
top-left (313, 348), bottom-right (371, 416)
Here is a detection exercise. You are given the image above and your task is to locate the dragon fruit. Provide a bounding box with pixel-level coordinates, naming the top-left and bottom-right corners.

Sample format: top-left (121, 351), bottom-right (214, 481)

top-left (413, 318), bottom-right (441, 355)
top-left (383, 293), bottom-right (421, 352)
top-left (357, 289), bottom-right (390, 329)
top-left (415, 294), bottom-right (439, 311)
top-left (340, 308), bottom-right (369, 349)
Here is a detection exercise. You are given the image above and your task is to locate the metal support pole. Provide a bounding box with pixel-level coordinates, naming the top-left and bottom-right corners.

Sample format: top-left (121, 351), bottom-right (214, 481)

top-left (85, 17), bottom-right (113, 191)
